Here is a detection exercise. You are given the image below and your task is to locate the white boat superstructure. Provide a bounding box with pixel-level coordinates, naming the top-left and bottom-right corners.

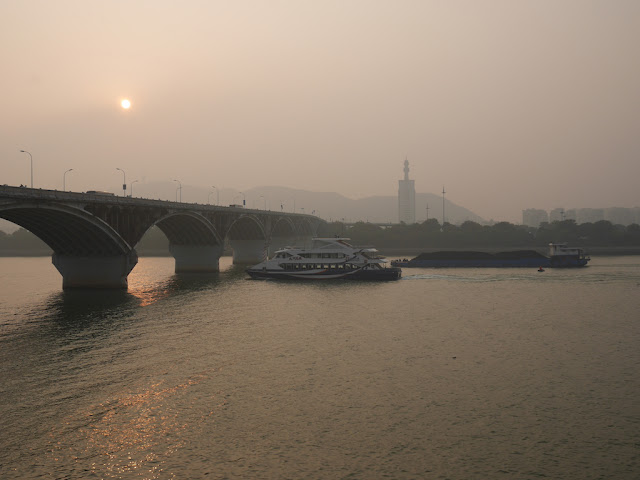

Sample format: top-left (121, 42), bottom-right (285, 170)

top-left (246, 237), bottom-right (401, 280)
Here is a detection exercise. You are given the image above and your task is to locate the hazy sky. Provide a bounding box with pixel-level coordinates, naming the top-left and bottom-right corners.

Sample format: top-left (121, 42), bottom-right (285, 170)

top-left (2, 0), bottom-right (639, 222)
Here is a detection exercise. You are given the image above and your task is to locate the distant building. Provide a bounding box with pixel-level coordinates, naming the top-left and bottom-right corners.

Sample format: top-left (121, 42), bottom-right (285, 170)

top-left (565, 209), bottom-right (577, 222)
top-left (522, 209), bottom-right (548, 227)
top-left (576, 208), bottom-right (605, 224)
top-left (398, 159), bottom-right (416, 224)
top-left (549, 208), bottom-right (566, 222)
top-left (523, 206), bottom-right (639, 227)
top-left (605, 207), bottom-right (639, 226)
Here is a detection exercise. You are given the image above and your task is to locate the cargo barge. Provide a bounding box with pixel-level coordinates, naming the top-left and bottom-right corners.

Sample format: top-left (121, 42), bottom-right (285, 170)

top-left (391, 243), bottom-right (590, 268)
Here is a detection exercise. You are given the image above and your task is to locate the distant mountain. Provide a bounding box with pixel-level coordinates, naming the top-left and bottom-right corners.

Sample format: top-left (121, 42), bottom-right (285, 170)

top-left (242, 186), bottom-right (485, 225)
top-left (131, 182), bottom-right (484, 224)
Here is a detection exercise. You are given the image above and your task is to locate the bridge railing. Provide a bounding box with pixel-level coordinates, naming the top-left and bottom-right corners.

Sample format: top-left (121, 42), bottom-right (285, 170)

top-left (0, 184), bottom-right (317, 218)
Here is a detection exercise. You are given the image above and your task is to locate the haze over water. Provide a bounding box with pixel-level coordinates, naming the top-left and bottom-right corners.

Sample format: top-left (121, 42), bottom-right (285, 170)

top-left (1, 256), bottom-right (638, 479)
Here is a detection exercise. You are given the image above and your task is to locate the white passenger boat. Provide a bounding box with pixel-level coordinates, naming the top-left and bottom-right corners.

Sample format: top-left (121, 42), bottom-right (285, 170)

top-left (246, 237), bottom-right (402, 281)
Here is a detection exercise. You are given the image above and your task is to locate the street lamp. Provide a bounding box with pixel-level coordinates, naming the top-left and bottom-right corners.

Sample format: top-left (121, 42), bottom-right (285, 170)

top-left (19, 150), bottom-right (33, 188)
top-left (173, 179), bottom-right (182, 202)
top-left (211, 186), bottom-right (219, 205)
top-left (442, 185), bottom-right (446, 229)
top-left (63, 168), bottom-right (73, 191)
top-left (116, 168), bottom-right (126, 196)
top-left (130, 180), bottom-right (139, 197)
top-left (260, 195), bottom-right (266, 210)
top-left (239, 191), bottom-right (245, 207)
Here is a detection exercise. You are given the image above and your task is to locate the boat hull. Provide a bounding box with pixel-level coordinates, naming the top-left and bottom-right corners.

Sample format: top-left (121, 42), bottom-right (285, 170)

top-left (246, 267), bottom-right (402, 281)
top-left (393, 258), bottom-right (588, 268)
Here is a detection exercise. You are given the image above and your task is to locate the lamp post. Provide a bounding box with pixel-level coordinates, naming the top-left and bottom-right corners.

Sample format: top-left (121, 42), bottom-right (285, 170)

top-left (63, 168), bottom-right (73, 191)
top-left (442, 186), bottom-right (446, 229)
top-left (130, 180), bottom-right (139, 197)
top-left (212, 186), bottom-right (219, 205)
top-left (116, 168), bottom-right (126, 196)
top-left (173, 179), bottom-right (181, 202)
top-left (19, 150), bottom-right (33, 188)
top-left (260, 195), bottom-right (266, 210)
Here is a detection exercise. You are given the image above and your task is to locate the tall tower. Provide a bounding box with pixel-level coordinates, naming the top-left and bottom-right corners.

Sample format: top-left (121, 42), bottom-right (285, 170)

top-left (398, 158), bottom-right (416, 224)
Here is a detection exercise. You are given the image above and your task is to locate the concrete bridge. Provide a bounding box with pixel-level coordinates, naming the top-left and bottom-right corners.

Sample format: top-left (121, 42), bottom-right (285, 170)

top-left (0, 185), bottom-right (325, 288)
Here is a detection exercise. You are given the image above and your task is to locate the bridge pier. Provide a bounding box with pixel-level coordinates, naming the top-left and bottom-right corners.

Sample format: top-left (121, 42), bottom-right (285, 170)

top-left (230, 239), bottom-right (267, 264)
top-left (52, 251), bottom-right (138, 289)
top-left (169, 245), bottom-right (223, 272)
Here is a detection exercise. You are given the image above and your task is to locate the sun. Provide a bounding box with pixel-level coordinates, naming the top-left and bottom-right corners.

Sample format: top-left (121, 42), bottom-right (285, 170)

top-left (121, 99), bottom-right (131, 109)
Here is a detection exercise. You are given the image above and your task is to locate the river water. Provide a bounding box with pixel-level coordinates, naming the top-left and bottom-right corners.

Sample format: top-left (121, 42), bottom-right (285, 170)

top-left (1, 256), bottom-right (638, 479)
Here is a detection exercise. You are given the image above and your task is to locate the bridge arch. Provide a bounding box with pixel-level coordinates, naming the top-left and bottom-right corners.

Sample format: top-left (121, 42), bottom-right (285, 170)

top-left (153, 212), bottom-right (224, 272)
top-left (226, 214), bottom-right (268, 264)
top-left (155, 211), bottom-right (223, 247)
top-left (267, 216), bottom-right (297, 256)
top-left (0, 202), bottom-right (136, 288)
top-left (0, 202), bottom-right (131, 255)
top-left (291, 217), bottom-right (319, 249)
top-left (271, 216), bottom-right (296, 238)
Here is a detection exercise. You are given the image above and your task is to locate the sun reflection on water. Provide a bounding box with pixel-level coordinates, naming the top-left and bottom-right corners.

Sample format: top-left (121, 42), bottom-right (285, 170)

top-left (47, 368), bottom-right (227, 479)
top-left (127, 258), bottom-right (226, 307)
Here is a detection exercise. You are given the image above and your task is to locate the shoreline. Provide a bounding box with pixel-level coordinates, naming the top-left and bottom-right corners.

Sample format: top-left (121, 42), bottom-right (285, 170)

top-left (378, 246), bottom-right (640, 257)
top-left (2, 246), bottom-right (640, 258)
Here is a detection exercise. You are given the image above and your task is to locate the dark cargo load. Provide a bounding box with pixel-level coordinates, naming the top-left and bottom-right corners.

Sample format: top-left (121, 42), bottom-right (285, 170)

top-left (493, 250), bottom-right (547, 259)
top-left (413, 251), bottom-right (495, 261)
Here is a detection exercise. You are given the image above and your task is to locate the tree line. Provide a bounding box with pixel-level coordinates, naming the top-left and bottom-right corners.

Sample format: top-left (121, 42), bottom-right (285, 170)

top-left (1, 219), bottom-right (640, 255)
top-left (318, 219), bottom-right (640, 250)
